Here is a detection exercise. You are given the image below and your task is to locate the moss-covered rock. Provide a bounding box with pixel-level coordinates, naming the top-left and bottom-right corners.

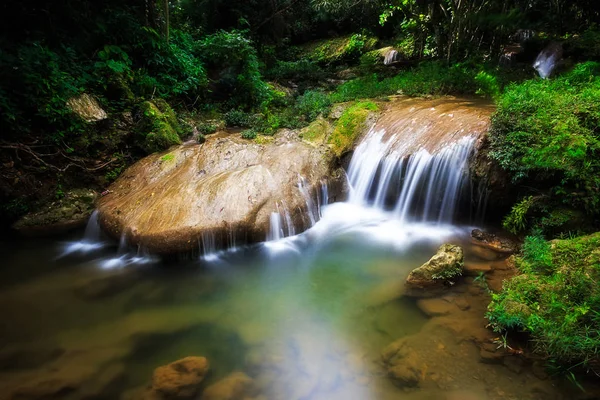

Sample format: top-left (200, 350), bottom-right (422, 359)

top-left (406, 244), bottom-right (464, 293)
top-left (301, 34), bottom-right (378, 65)
top-left (328, 101), bottom-right (378, 157)
top-left (299, 116), bottom-right (332, 145)
top-left (12, 189), bottom-right (97, 236)
top-left (135, 100), bottom-right (184, 154)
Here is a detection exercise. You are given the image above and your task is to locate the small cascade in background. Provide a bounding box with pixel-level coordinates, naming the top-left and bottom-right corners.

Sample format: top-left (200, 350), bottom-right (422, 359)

top-left (534, 42), bottom-right (563, 79)
top-left (347, 129), bottom-right (474, 224)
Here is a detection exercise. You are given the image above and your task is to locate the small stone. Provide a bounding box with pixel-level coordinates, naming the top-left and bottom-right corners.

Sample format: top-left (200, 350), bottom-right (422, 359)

top-left (417, 298), bottom-right (456, 316)
top-left (503, 356), bottom-right (524, 374)
top-left (152, 356), bottom-right (209, 399)
top-left (454, 298), bottom-right (470, 311)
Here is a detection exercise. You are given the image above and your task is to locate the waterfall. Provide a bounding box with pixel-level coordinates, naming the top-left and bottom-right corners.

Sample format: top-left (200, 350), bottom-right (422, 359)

top-left (533, 43), bottom-right (562, 79)
top-left (347, 129), bottom-right (474, 224)
top-left (59, 210), bottom-right (106, 256)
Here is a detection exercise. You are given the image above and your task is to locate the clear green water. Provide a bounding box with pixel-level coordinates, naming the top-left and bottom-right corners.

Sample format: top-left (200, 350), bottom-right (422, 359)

top-left (0, 220), bottom-right (581, 400)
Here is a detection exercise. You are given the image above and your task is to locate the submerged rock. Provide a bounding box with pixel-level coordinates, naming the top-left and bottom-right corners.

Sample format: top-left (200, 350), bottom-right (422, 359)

top-left (381, 339), bottom-right (423, 388)
top-left (406, 244), bottom-right (464, 294)
top-left (97, 131), bottom-right (334, 254)
top-left (201, 372), bottom-right (258, 400)
top-left (151, 356), bottom-right (209, 399)
top-left (12, 189), bottom-right (97, 236)
top-left (471, 229), bottom-right (518, 254)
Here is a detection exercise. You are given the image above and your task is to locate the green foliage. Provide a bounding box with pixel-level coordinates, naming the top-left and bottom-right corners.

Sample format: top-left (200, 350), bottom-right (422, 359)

top-left (199, 30), bottom-right (270, 108)
top-left (224, 110), bottom-right (253, 128)
top-left (487, 232), bottom-right (600, 373)
top-left (490, 62), bottom-right (600, 217)
top-left (331, 61), bottom-right (506, 102)
top-left (503, 196), bottom-right (535, 234)
top-left (296, 90), bottom-right (332, 120)
top-left (329, 101), bottom-right (378, 156)
top-left (521, 232), bottom-right (553, 272)
top-left (302, 34), bottom-right (378, 64)
top-left (267, 60), bottom-right (326, 85)
top-left (197, 122), bottom-right (218, 135)
top-left (241, 129), bottom-right (258, 140)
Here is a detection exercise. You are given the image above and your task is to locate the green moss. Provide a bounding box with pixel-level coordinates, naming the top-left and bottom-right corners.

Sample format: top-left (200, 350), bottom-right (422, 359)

top-left (487, 232), bottom-right (600, 372)
top-left (136, 100), bottom-right (183, 154)
top-left (160, 153), bottom-right (175, 162)
top-left (302, 34), bottom-right (378, 64)
top-left (328, 101), bottom-right (378, 156)
top-left (300, 117), bottom-right (330, 145)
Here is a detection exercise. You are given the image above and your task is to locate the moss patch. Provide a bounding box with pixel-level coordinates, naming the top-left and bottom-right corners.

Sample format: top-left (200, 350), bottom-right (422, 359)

top-left (328, 101), bottom-right (378, 156)
top-left (300, 116), bottom-right (331, 145)
top-left (136, 100), bottom-right (183, 154)
top-left (301, 34), bottom-right (378, 64)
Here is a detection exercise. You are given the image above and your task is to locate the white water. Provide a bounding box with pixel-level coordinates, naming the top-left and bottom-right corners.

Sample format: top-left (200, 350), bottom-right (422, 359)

top-left (534, 49), bottom-right (559, 79)
top-left (59, 210), bottom-right (106, 256)
top-left (260, 126), bottom-right (476, 258)
top-left (347, 129), bottom-right (474, 223)
top-left (71, 122), bottom-right (478, 262)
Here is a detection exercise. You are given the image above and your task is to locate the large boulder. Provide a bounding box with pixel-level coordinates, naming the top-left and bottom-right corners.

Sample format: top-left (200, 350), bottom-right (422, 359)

top-left (97, 131), bottom-right (334, 254)
top-left (406, 244), bottom-right (464, 293)
top-left (151, 356), bottom-right (209, 399)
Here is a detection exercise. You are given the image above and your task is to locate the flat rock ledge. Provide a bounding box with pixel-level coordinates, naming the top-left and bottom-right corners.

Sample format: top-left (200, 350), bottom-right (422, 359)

top-left (97, 131), bottom-right (335, 254)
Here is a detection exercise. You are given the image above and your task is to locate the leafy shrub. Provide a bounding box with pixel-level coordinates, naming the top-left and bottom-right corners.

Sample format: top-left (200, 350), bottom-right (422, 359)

top-left (133, 29), bottom-right (208, 100)
top-left (199, 30), bottom-right (270, 108)
top-left (0, 42), bottom-right (85, 141)
top-left (224, 110), bottom-right (252, 127)
top-left (296, 90), bottom-right (332, 121)
top-left (241, 129), bottom-right (258, 140)
top-left (487, 232), bottom-right (600, 373)
top-left (489, 62), bottom-right (600, 217)
top-left (503, 196), bottom-right (535, 234)
top-left (267, 59), bottom-right (325, 84)
top-left (197, 122), bottom-right (218, 135)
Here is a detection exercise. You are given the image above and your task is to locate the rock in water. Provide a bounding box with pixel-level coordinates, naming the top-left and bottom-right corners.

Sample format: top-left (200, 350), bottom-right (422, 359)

top-left (471, 229), bottom-right (518, 254)
top-left (406, 244), bottom-right (464, 293)
top-left (151, 357), bottom-right (209, 399)
top-left (97, 131), bottom-right (334, 254)
top-left (201, 372), bottom-right (258, 400)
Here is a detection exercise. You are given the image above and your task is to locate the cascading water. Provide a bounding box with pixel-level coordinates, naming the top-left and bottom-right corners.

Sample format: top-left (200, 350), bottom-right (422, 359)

top-left (347, 129), bottom-right (474, 224)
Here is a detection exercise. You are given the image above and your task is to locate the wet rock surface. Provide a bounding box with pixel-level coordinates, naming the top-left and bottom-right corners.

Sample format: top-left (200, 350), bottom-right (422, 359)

top-left (406, 244), bottom-right (464, 294)
top-left (471, 229), bottom-right (519, 254)
top-left (97, 131), bottom-right (334, 254)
